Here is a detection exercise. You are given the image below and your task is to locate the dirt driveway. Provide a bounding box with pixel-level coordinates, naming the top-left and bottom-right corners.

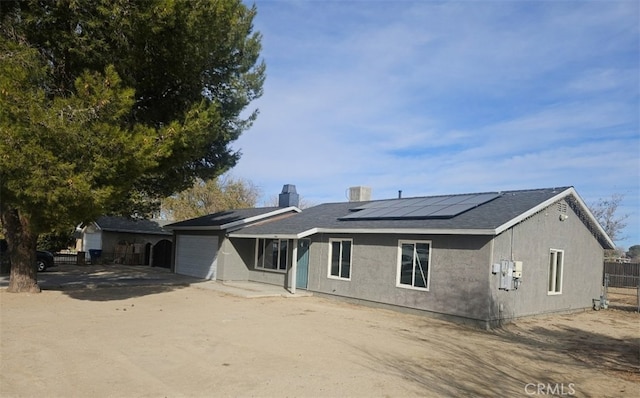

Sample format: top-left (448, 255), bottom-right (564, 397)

top-left (1, 283), bottom-right (638, 398)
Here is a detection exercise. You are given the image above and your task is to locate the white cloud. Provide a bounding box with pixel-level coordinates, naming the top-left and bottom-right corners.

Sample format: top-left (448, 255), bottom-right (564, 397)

top-left (232, 0), bottom-right (639, 248)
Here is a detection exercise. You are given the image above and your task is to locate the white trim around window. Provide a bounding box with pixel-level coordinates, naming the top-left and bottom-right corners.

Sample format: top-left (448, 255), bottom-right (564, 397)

top-left (548, 248), bottom-right (564, 295)
top-left (327, 238), bottom-right (352, 280)
top-left (396, 240), bottom-right (431, 291)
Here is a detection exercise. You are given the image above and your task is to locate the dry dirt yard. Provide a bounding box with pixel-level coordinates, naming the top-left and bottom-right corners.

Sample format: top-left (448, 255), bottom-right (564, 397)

top-left (1, 285), bottom-right (638, 398)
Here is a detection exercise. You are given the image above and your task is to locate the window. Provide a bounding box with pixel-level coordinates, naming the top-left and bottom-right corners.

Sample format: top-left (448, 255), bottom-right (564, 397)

top-left (548, 249), bottom-right (564, 294)
top-left (397, 240), bottom-right (431, 290)
top-left (328, 239), bottom-right (352, 280)
top-left (256, 239), bottom-right (288, 271)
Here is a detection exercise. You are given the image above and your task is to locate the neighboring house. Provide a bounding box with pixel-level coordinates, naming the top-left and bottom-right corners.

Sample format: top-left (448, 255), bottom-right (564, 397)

top-left (166, 185), bottom-right (614, 328)
top-left (76, 216), bottom-right (173, 267)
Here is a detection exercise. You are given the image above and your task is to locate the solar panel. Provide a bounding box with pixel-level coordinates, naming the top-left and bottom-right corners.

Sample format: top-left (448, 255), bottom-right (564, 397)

top-left (387, 206), bottom-right (429, 217)
top-left (428, 204), bottom-right (480, 217)
top-left (341, 192), bottom-right (500, 220)
top-left (457, 192), bottom-right (501, 205)
top-left (388, 197), bottom-right (428, 207)
top-left (403, 205), bottom-right (450, 217)
top-left (357, 207), bottom-right (401, 218)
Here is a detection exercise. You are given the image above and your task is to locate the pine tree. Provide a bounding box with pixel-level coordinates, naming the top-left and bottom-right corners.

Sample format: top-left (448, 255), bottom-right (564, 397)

top-left (0, 0), bottom-right (265, 292)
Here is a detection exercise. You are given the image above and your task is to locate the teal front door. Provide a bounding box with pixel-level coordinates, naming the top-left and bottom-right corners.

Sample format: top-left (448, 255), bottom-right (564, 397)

top-left (296, 239), bottom-right (310, 289)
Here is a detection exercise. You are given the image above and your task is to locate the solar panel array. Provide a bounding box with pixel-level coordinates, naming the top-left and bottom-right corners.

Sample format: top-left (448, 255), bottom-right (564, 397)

top-left (339, 192), bottom-right (501, 220)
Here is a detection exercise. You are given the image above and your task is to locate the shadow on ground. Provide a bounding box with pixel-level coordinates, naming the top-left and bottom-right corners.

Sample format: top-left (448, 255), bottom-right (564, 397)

top-left (607, 289), bottom-right (639, 313)
top-left (495, 321), bottom-right (640, 378)
top-left (3, 263), bottom-right (202, 301)
top-left (351, 313), bottom-right (639, 397)
top-left (59, 285), bottom-right (189, 301)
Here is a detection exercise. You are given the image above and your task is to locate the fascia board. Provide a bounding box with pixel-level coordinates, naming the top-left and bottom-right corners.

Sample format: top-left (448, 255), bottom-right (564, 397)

top-left (220, 206), bottom-right (301, 230)
top-left (313, 228), bottom-right (496, 236)
top-left (568, 188), bottom-right (616, 248)
top-left (82, 221), bottom-right (102, 233)
top-left (494, 188), bottom-right (573, 236)
top-left (228, 227), bottom-right (318, 239)
top-left (229, 227), bottom-right (496, 239)
top-left (493, 187), bottom-right (615, 249)
top-left (227, 233), bottom-right (301, 239)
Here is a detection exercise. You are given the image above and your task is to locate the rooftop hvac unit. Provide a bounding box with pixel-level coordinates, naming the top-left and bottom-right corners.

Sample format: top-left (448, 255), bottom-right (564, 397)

top-left (349, 186), bottom-right (372, 202)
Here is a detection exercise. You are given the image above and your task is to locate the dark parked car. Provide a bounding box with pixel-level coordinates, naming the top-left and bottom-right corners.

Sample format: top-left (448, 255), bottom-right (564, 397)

top-left (0, 239), bottom-right (56, 272)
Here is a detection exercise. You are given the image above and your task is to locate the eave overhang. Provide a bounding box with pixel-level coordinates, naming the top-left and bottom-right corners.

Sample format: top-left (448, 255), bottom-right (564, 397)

top-left (166, 207), bottom-right (301, 232)
top-left (228, 227), bottom-right (498, 240)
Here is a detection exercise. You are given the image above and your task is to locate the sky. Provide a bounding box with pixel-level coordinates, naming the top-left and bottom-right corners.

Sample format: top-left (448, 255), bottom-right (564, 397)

top-left (230, 0), bottom-right (640, 249)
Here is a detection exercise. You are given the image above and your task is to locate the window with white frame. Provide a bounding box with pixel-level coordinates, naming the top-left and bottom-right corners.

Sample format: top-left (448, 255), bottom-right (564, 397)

top-left (548, 249), bottom-right (564, 294)
top-left (397, 240), bottom-right (431, 290)
top-left (328, 239), bottom-right (352, 280)
top-left (256, 238), bottom-right (288, 271)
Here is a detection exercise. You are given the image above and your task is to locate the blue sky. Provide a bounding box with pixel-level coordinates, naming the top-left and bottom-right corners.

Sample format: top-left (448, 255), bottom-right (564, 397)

top-left (231, 0), bottom-right (640, 249)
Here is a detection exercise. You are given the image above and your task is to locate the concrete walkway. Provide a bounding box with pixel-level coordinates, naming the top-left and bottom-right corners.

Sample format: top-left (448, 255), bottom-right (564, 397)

top-left (0, 263), bottom-right (312, 298)
top-left (195, 280), bottom-right (312, 298)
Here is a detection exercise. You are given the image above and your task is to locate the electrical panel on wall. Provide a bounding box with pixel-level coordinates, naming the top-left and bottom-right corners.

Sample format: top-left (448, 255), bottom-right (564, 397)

top-left (495, 260), bottom-right (523, 291)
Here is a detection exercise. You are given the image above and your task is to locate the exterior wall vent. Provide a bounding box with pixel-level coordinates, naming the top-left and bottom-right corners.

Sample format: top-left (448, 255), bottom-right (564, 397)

top-left (557, 201), bottom-right (567, 214)
top-left (349, 186), bottom-right (372, 202)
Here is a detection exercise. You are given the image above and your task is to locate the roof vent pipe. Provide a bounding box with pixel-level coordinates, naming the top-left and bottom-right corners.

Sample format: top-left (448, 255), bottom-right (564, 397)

top-left (398, 190), bottom-right (402, 199)
top-left (279, 184), bottom-right (300, 208)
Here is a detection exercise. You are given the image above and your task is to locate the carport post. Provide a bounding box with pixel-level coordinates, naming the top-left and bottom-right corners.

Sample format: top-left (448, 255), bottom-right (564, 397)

top-left (290, 239), bottom-right (297, 294)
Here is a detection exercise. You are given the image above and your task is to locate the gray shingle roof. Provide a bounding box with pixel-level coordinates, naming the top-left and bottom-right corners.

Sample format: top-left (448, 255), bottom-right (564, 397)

top-left (232, 187), bottom-right (585, 236)
top-left (96, 216), bottom-right (171, 235)
top-left (165, 207), bottom-right (291, 229)
top-left (166, 187), bottom-right (612, 249)
top-left (232, 187), bottom-right (612, 248)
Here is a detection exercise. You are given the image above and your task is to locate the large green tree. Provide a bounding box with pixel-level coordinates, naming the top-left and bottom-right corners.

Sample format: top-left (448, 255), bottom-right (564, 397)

top-left (0, 0), bottom-right (265, 292)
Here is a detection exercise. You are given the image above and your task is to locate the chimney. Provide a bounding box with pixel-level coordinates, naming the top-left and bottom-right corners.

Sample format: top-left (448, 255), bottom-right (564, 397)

top-left (348, 186), bottom-right (372, 202)
top-left (279, 184), bottom-right (300, 208)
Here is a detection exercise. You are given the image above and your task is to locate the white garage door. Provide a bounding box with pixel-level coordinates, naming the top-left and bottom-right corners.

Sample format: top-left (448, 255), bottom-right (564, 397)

top-left (83, 232), bottom-right (102, 251)
top-left (175, 235), bottom-right (218, 279)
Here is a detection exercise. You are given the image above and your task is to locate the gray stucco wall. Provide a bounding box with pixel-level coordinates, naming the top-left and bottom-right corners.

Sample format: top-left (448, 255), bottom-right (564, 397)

top-left (490, 200), bottom-right (603, 324)
top-left (306, 233), bottom-right (494, 323)
top-left (217, 238), bottom-right (251, 281)
top-left (177, 235), bottom-right (288, 286)
top-left (247, 268), bottom-right (288, 287)
top-left (223, 237), bottom-right (288, 287)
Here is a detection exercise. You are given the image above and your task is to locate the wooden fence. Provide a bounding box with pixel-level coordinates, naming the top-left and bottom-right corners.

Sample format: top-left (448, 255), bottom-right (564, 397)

top-left (604, 262), bottom-right (640, 288)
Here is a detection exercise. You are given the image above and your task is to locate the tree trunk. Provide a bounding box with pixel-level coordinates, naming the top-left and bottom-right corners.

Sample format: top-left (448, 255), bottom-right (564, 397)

top-left (1, 208), bottom-right (40, 293)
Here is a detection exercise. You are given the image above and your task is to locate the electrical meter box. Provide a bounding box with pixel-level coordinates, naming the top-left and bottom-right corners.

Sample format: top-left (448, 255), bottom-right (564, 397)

top-left (513, 261), bottom-right (523, 278)
top-left (498, 260), bottom-right (523, 290)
